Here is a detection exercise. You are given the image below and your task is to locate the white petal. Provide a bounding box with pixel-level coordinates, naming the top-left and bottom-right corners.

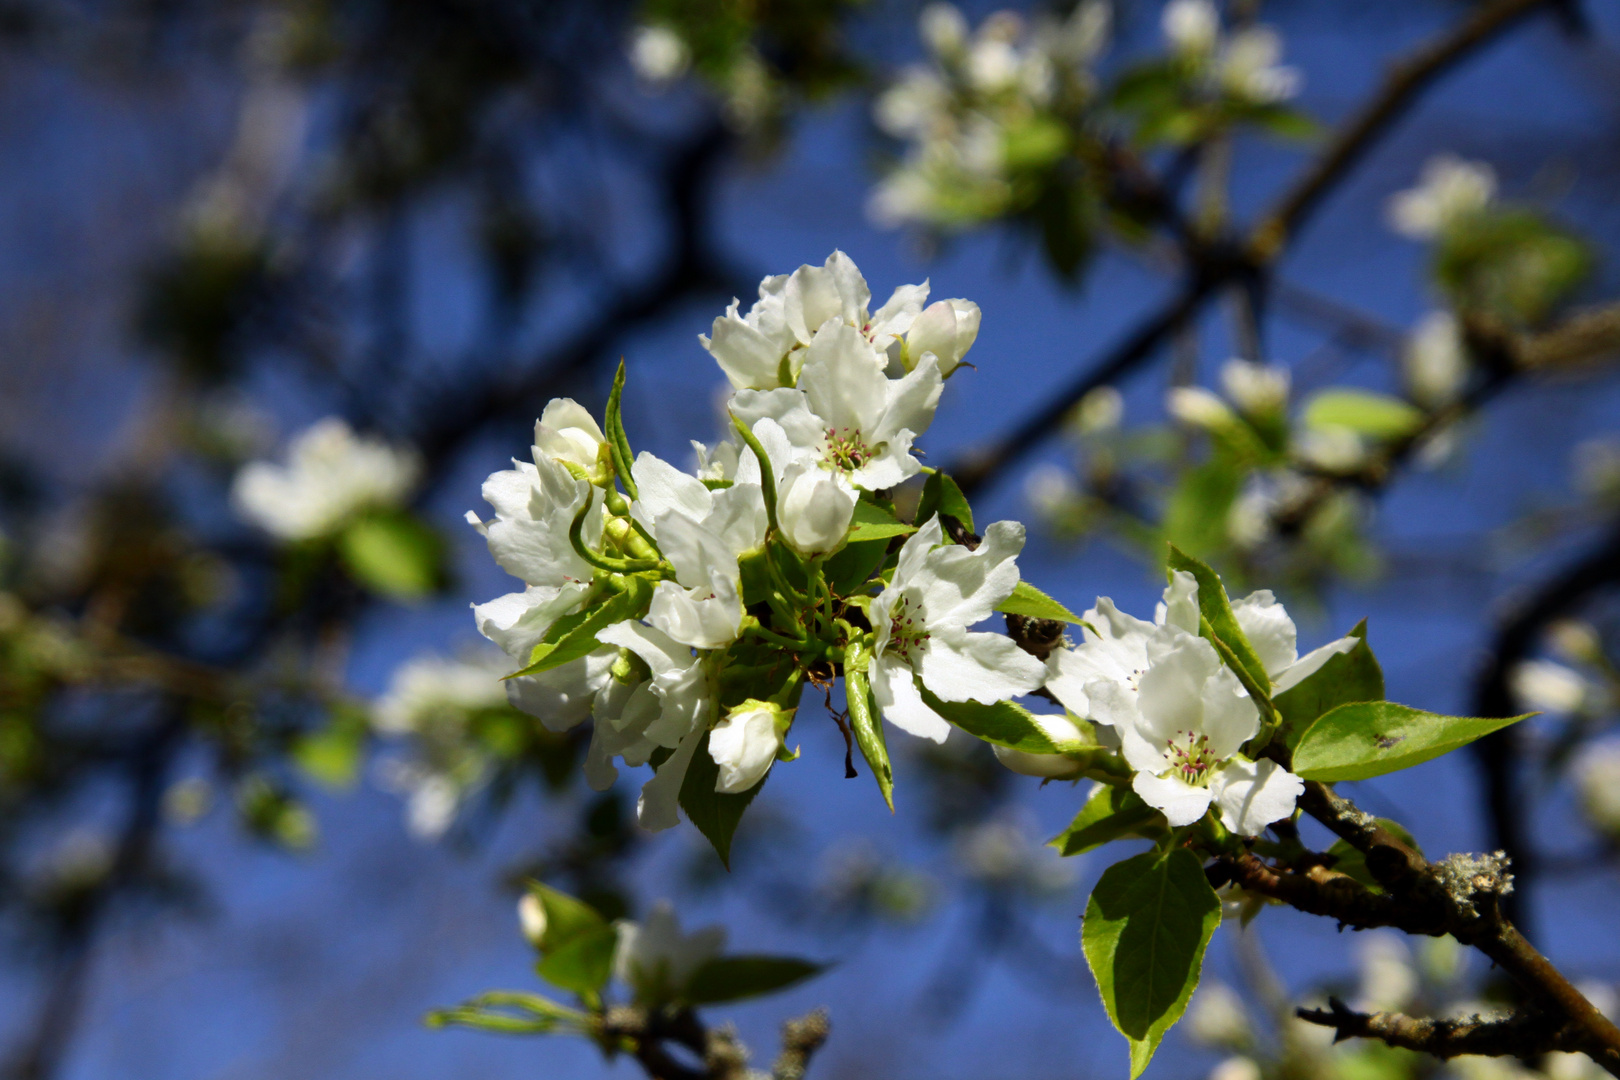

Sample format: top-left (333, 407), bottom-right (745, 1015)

top-left (506, 649), bottom-right (614, 731)
top-left (778, 465), bottom-right (857, 557)
top-left (871, 653), bottom-right (949, 742)
top-left (472, 583), bottom-right (589, 660)
top-left (993, 744), bottom-right (1084, 779)
top-left (709, 706), bottom-right (783, 793)
top-left (891, 515), bottom-right (943, 589)
top-left (870, 280), bottom-right (930, 335)
top-left (647, 581), bottom-right (740, 650)
top-left (1135, 631), bottom-right (1220, 744)
top-left (630, 452), bottom-right (712, 532)
top-left (636, 720), bottom-right (708, 833)
top-left (905, 300), bottom-right (962, 374)
top-left (919, 518), bottom-right (1026, 631)
top-left (798, 322), bottom-right (889, 436)
top-left (1231, 590), bottom-right (1298, 677)
top-left (1043, 649), bottom-right (1094, 716)
top-left (1133, 771), bottom-right (1213, 827)
top-left (825, 250), bottom-right (872, 327)
top-left (597, 620), bottom-right (693, 678)
top-left (1198, 664), bottom-right (1261, 760)
top-left (705, 301), bottom-right (788, 390)
top-left (1271, 636), bottom-right (1359, 695)
top-left (1160, 570), bottom-right (1201, 634)
top-left (534, 398), bottom-right (605, 465)
top-left (1210, 758), bottom-right (1303, 836)
top-left (919, 625), bottom-right (1045, 703)
top-left (731, 389), bottom-right (824, 453)
top-left (874, 352), bottom-right (944, 442)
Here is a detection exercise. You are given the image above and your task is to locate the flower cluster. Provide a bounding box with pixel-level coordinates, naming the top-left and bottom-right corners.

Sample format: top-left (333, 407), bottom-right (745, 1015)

top-left (869, 3), bottom-right (1109, 230)
top-left (233, 417), bottom-right (419, 541)
top-left (467, 252), bottom-right (1037, 839)
top-left (1387, 154), bottom-right (1497, 241)
top-left (1159, 0), bottom-right (1301, 107)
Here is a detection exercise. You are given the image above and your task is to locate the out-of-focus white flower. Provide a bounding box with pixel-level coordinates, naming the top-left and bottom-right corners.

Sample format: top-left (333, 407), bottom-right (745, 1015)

top-left (708, 699), bottom-right (791, 793)
top-left (1187, 982), bottom-right (1253, 1049)
top-left (1549, 619), bottom-right (1604, 665)
top-left (1221, 359), bottom-right (1290, 417)
top-left (1167, 386), bottom-right (1238, 430)
top-left (1209, 1057), bottom-right (1262, 1080)
top-left (1294, 426), bottom-right (1367, 473)
top-left (614, 901), bottom-right (725, 1006)
top-left (1387, 155), bottom-right (1497, 240)
top-left (1510, 659), bottom-right (1591, 714)
top-left (1405, 311), bottom-right (1469, 408)
top-left (1354, 931), bottom-right (1419, 1013)
top-left (1024, 463), bottom-right (1080, 523)
top-left (1074, 386), bottom-right (1124, 434)
top-left (232, 417), bottom-right (419, 541)
top-left (518, 892), bottom-right (547, 947)
top-left (629, 24), bottom-right (690, 85)
top-left (372, 653), bottom-right (511, 736)
top-left (1576, 742), bottom-right (1620, 838)
top-left (868, 516), bottom-right (1046, 743)
top-left (1218, 27), bottom-right (1300, 104)
top-left (952, 816), bottom-right (1075, 895)
top-left (920, 3), bottom-right (969, 56)
top-left (1162, 0), bottom-right (1218, 56)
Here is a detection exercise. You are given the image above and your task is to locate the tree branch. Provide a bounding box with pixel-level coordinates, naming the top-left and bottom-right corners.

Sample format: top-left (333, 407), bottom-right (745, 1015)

top-left (1298, 997), bottom-right (1598, 1060)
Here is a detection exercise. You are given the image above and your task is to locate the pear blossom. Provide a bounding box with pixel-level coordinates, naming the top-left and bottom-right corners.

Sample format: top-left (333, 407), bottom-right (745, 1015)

top-left (629, 451), bottom-right (766, 648)
top-left (868, 516), bottom-right (1046, 742)
top-left (466, 441), bottom-right (601, 588)
top-left (596, 619), bottom-right (714, 832)
top-left (1186, 982), bottom-right (1254, 1050)
top-left (1387, 155), bottom-right (1496, 240)
top-left (1404, 311), bottom-right (1468, 408)
top-left (1162, 0), bottom-right (1218, 57)
top-left (903, 298), bottom-right (982, 376)
top-left (1216, 26), bottom-right (1299, 104)
top-left (775, 462), bottom-right (857, 557)
top-left (629, 24), bottom-right (690, 85)
top-left (232, 417), bottom-right (419, 541)
top-left (1229, 590), bottom-right (1358, 695)
top-left (1043, 570), bottom-right (1199, 719)
top-left (709, 699), bottom-right (791, 793)
top-left (1221, 359), bottom-right (1290, 417)
top-left (1510, 659), bottom-right (1591, 715)
top-left (532, 397), bottom-right (607, 471)
top-left (472, 584), bottom-right (616, 728)
top-left (701, 252), bottom-right (934, 391)
top-left (1166, 385), bottom-right (1238, 430)
top-left (1090, 629), bottom-right (1301, 834)
top-left (614, 901), bottom-right (725, 1006)
top-left (372, 653), bottom-right (511, 737)
top-left (991, 711), bottom-right (1099, 778)
top-left (731, 324), bottom-right (944, 494)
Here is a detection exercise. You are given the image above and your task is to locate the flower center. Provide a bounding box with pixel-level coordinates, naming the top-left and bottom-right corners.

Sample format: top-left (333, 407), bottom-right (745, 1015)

top-left (1165, 731), bottom-right (1217, 786)
top-left (886, 597), bottom-right (931, 664)
top-left (823, 426), bottom-right (875, 474)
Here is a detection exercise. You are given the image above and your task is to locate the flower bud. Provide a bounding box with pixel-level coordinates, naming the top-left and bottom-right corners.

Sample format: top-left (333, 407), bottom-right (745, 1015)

top-left (1166, 386), bottom-right (1237, 431)
top-left (709, 700), bottom-right (792, 794)
top-left (1404, 311), bottom-right (1467, 408)
top-left (919, 3), bottom-right (968, 56)
top-left (518, 891), bottom-right (547, 947)
top-left (777, 465), bottom-right (857, 558)
top-left (1162, 0), bottom-right (1218, 56)
top-left (991, 713), bottom-right (1096, 779)
top-left (1220, 359), bottom-right (1289, 417)
top-left (904, 299), bottom-right (981, 375)
top-left (533, 398), bottom-right (606, 469)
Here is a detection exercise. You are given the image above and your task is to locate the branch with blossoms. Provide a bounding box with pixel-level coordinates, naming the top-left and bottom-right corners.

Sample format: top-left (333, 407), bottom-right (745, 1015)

top-left (447, 251), bottom-right (1620, 1077)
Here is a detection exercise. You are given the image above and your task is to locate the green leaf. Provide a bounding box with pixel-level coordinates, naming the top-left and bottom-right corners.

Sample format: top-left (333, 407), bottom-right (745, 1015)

top-left (846, 500), bottom-right (915, 542)
top-left (1292, 702), bottom-right (1534, 782)
top-left (823, 538), bottom-right (891, 596)
top-left (425, 990), bottom-right (587, 1034)
top-left (996, 580), bottom-right (1086, 625)
top-left (1166, 546), bottom-right (1270, 694)
top-left (1327, 819), bottom-right (1421, 894)
top-left (526, 882), bottom-right (609, 952)
top-left (845, 662), bottom-right (893, 811)
top-left (679, 729), bottom-right (766, 868)
top-left (1276, 619), bottom-right (1384, 748)
top-left (916, 684), bottom-right (1086, 755)
top-left (291, 703), bottom-right (368, 790)
top-left (684, 956), bottom-right (825, 1005)
top-left (916, 471), bottom-right (973, 533)
top-left (1050, 785), bottom-right (1166, 857)
top-left (536, 923), bottom-right (618, 995)
top-left (1434, 207), bottom-right (1592, 326)
top-left (1302, 389), bottom-right (1424, 441)
top-left (1083, 848), bottom-right (1222, 1079)
top-left (1162, 459), bottom-right (1242, 562)
top-left (507, 577), bottom-right (653, 679)
top-left (606, 359), bottom-right (638, 500)
top-left (338, 511), bottom-right (442, 599)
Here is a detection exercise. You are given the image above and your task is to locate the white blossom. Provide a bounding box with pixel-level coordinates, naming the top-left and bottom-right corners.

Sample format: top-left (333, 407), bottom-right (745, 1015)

top-left (1510, 659), bottom-right (1591, 714)
top-left (953, 815), bottom-right (1075, 895)
top-left (731, 324), bottom-right (944, 493)
top-left (1074, 385), bottom-right (1124, 434)
top-left (868, 516), bottom-right (1046, 743)
top-left (1293, 425), bottom-right (1367, 473)
top-left (1043, 570), bottom-right (1200, 718)
top-left (1162, 0), bottom-right (1218, 56)
top-left (775, 462), bottom-right (858, 558)
top-left (1167, 385), bottom-right (1238, 430)
top-left (1354, 931), bottom-right (1419, 1013)
top-left (1217, 27), bottom-right (1300, 104)
top-left (919, 3), bottom-right (969, 57)
top-left (466, 435), bottom-right (602, 588)
top-left (709, 700), bottom-right (790, 794)
top-left (232, 417), bottom-right (419, 541)
top-left (372, 653), bottom-right (510, 736)
top-left (903, 298), bottom-right (982, 376)
top-left (1187, 982), bottom-right (1253, 1049)
top-left (629, 24), bottom-right (691, 85)
top-left (472, 584), bottom-right (616, 729)
top-left (518, 892), bottom-right (547, 947)
top-left (1387, 155), bottom-right (1497, 240)
top-left (614, 901), bottom-right (725, 1005)
top-left (1405, 311), bottom-right (1469, 408)
top-left (1221, 359), bottom-right (1290, 417)
top-left (533, 397), bottom-right (607, 471)
top-left (1229, 590), bottom-right (1358, 695)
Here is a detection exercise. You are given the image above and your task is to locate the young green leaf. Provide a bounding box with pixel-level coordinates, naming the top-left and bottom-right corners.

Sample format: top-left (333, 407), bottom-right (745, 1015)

top-left (683, 956), bottom-right (825, 1005)
top-left (845, 662), bottom-right (893, 811)
top-left (679, 729), bottom-right (767, 868)
top-left (1302, 389), bottom-right (1423, 441)
top-left (996, 580), bottom-right (1087, 625)
top-left (1050, 784), bottom-right (1166, 857)
top-left (1292, 702), bottom-right (1534, 782)
top-left (846, 500), bottom-right (915, 542)
top-left (1166, 546), bottom-right (1270, 693)
top-left (526, 882), bottom-right (609, 952)
top-left (1083, 848), bottom-right (1222, 1078)
top-left (291, 703), bottom-right (369, 790)
top-left (507, 577), bottom-right (654, 679)
top-left (916, 470), bottom-right (973, 532)
top-left (535, 923), bottom-right (619, 995)
top-left (823, 538), bottom-right (891, 596)
top-left (917, 685), bottom-right (1087, 755)
top-left (1276, 619), bottom-right (1384, 748)
top-left (1162, 460), bottom-right (1243, 561)
top-left (339, 511), bottom-right (442, 599)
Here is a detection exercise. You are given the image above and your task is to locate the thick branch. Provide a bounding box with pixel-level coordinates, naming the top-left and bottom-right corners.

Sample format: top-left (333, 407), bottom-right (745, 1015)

top-left (1298, 997), bottom-right (1597, 1060)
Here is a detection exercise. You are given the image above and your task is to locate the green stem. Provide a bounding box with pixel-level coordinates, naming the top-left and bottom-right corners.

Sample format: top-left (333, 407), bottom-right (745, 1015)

top-left (570, 498), bottom-right (664, 576)
top-left (730, 412), bottom-right (778, 535)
